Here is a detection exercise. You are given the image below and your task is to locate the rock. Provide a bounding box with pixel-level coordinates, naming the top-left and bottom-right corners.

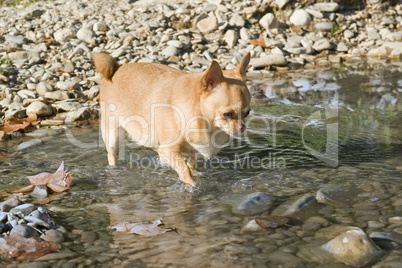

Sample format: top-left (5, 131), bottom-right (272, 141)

top-left (31, 185), bottom-right (49, 199)
top-left (259, 13), bottom-right (279, 30)
top-left (367, 47), bottom-right (388, 57)
top-left (5, 35), bottom-right (27, 46)
top-left (313, 3), bottom-right (339, 12)
top-left (0, 198), bottom-right (23, 212)
top-left (54, 28), bottom-right (75, 43)
top-left (315, 22), bottom-right (332, 32)
top-left (17, 89), bottom-right (37, 99)
top-left (0, 131), bottom-right (9, 141)
top-left (316, 185), bottom-right (362, 207)
top-left (56, 80), bottom-right (78, 90)
top-left (87, 86), bottom-right (100, 100)
top-left (197, 13), bottom-right (218, 33)
top-left (313, 39), bottom-right (332, 52)
top-left (337, 42), bottom-right (350, 52)
top-left (321, 229), bottom-right (381, 266)
top-left (306, 8), bottom-right (323, 19)
top-left (224, 30), bottom-right (238, 48)
top-left (77, 27), bottom-right (95, 44)
top-left (239, 27), bottom-right (253, 40)
top-left (370, 231), bottom-right (402, 244)
top-left (161, 46), bottom-right (179, 57)
top-left (36, 82), bottom-right (54, 96)
top-left (16, 139), bottom-right (43, 150)
top-left (93, 21), bottom-right (108, 32)
top-left (8, 51), bottom-right (40, 64)
top-left (390, 47), bottom-right (402, 59)
top-left (344, 29), bottom-right (355, 39)
top-left (5, 102), bottom-right (26, 119)
top-left (250, 54), bottom-right (287, 68)
top-left (229, 13), bottom-right (245, 27)
top-left (271, 195), bottom-right (316, 216)
top-left (10, 224), bottom-right (39, 238)
top-left (389, 216), bottom-right (402, 224)
top-left (8, 204), bottom-right (36, 220)
top-left (242, 219), bottom-right (264, 232)
top-left (41, 229), bottom-right (64, 244)
top-left (269, 251), bottom-right (304, 267)
top-left (275, 0), bottom-right (289, 9)
top-left (26, 101), bottom-right (53, 117)
top-left (56, 101), bottom-right (83, 112)
top-left (65, 107), bottom-right (91, 123)
top-left (81, 231), bottom-right (97, 243)
top-left (220, 192), bottom-right (273, 215)
top-left (45, 91), bottom-right (71, 100)
top-left (289, 9), bottom-right (311, 26)
top-left (25, 210), bottom-right (52, 228)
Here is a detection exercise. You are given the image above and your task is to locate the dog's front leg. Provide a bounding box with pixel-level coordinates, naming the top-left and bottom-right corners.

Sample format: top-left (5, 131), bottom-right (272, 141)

top-left (158, 149), bottom-right (195, 187)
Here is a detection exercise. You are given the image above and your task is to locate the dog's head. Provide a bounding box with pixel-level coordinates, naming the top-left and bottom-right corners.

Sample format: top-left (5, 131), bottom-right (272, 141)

top-left (199, 53), bottom-right (251, 136)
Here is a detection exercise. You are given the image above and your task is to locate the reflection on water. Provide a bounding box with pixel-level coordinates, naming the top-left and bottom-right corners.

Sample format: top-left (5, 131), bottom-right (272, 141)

top-left (0, 62), bottom-right (401, 267)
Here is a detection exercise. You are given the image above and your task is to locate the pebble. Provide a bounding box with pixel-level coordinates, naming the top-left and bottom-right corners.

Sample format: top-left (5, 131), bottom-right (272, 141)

top-left (289, 9), bottom-right (312, 26)
top-left (250, 54), bottom-right (287, 68)
top-left (16, 139), bottom-right (43, 150)
top-left (313, 3), bottom-right (339, 12)
top-left (313, 39), bottom-right (332, 52)
top-left (10, 224), bottom-right (39, 238)
top-left (259, 13), bottom-right (279, 30)
top-left (26, 101), bottom-right (54, 117)
top-left (220, 192), bottom-right (273, 215)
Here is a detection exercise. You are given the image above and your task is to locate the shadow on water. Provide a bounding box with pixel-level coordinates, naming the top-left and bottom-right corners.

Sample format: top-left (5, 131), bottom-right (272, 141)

top-left (0, 61), bottom-right (401, 266)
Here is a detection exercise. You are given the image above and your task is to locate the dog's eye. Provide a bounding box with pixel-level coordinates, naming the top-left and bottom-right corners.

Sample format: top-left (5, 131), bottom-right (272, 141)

top-left (223, 112), bottom-right (234, 120)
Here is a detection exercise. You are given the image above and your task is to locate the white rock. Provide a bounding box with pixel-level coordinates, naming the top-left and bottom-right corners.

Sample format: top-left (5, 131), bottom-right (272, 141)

top-left (390, 47), bottom-right (402, 59)
top-left (259, 13), bottom-right (279, 30)
top-left (93, 21), bottom-right (108, 32)
top-left (306, 8), bottom-right (323, 18)
top-left (17, 90), bottom-right (36, 99)
top-left (240, 28), bottom-right (253, 41)
top-left (197, 13), bottom-right (218, 33)
top-left (250, 54), bottom-right (287, 68)
top-left (337, 42), bottom-right (350, 52)
top-left (321, 229), bottom-right (380, 267)
top-left (242, 219), bottom-right (264, 232)
top-left (56, 80), bottom-right (78, 90)
top-left (36, 82), bottom-right (54, 96)
top-left (313, 3), bottom-right (339, 12)
top-left (313, 39), bottom-right (332, 52)
top-left (315, 22), bottom-right (332, 32)
top-left (77, 27), bottom-right (95, 44)
top-left (275, 0), bottom-right (289, 9)
top-left (224, 30), bottom-right (238, 48)
top-left (17, 139), bottom-right (43, 150)
top-left (229, 13), bottom-right (245, 27)
top-left (344, 29), bottom-right (355, 39)
top-left (161, 46), bottom-right (179, 57)
top-left (289, 9), bottom-right (311, 26)
top-left (54, 28), bottom-right (75, 43)
top-left (367, 47), bottom-right (388, 57)
top-left (26, 101), bottom-right (53, 117)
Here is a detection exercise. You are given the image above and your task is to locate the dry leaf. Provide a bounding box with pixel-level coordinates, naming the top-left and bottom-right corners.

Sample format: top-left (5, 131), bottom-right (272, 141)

top-left (290, 25), bottom-right (303, 33)
top-left (249, 33), bottom-right (267, 47)
top-left (0, 113), bottom-right (38, 133)
top-left (0, 234), bottom-right (59, 261)
top-left (110, 219), bottom-right (177, 237)
top-left (255, 216), bottom-right (289, 228)
top-left (36, 36), bottom-right (57, 46)
top-left (14, 162), bottom-right (73, 194)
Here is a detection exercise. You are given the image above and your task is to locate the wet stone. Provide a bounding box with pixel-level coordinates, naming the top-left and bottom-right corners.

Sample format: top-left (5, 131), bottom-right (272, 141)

top-left (271, 194), bottom-right (316, 216)
top-left (10, 224), bottom-right (39, 238)
top-left (0, 198), bottom-right (23, 212)
top-left (220, 192), bottom-right (273, 215)
top-left (31, 185), bottom-right (49, 199)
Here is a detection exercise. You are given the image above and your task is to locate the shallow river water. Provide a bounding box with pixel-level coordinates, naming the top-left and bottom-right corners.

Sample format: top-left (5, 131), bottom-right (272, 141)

top-left (0, 61), bottom-right (401, 267)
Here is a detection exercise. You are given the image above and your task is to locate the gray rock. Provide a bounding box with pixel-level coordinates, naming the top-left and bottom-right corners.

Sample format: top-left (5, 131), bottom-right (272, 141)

top-left (167, 40), bottom-right (184, 48)
top-left (224, 30), bottom-right (238, 48)
top-left (275, 0), bottom-right (289, 9)
top-left (220, 192), bottom-right (273, 215)
top-left (370, 231), bottom-right (402, 244)
top-left (239, 27), bottom-right (253, 40)
top-left (41, 229), bottom-right (64, 244)
top-left (250, 54), bottom-right (287, 68)
top-left (26, 101), bottom-right (53, 117)
top-left (31, 185), bottom-right (49, 199)
top-left (5, 102), bottom-right (26, 119)
top-left (289, 9), bottom-right (311, 26)
top-left (10, 224), bottom-right (39, 238)
top-left (8, 51), bottom-right (40, 64)
top-left (229, 13), bottom-right (245, 27)
top-left (271, 195), bottom-right (316, 216)
top-left (0, 198), bottom-right (23, 212)
top-left (259, 13), bottom-right (279, 30)
top-left (314, 3), bottom-right (339, 12)
top-left (306, 8), bottom-right (324, 19)
top-left (197, 13), bottom-right (218, 33)
top-left (203, 3), bottom-right (217, 12)
top-left (5, 35), bottom-right (27, 46)
top-left (36, 82), bottom-right (54, 96)
top-left (316, 185), bottom-right (362, 207)
top-left (315, 22), bottom-right (332, 32)
top-left (9, 204), bottom-right (36, 220)
top-left (65, 107), bottom-right (91, 123)
top-left (17, 89), bottom-right (37, 99)
top-left (56, 101), bottom-right (83, 112)
top-left (337, 42), bottom-right (350, 52)
top-left (313, 39), bottom-right (332, 52)
top-left (56, 80), bottom-right (78, 91)
top-left (16, 139), bottom-right (43, 150)
top-left (54, 28), bottom-right (76, 43)
top-left (45, 91), bottom-right (71, 100)
top-left (25, 210), bottom-right (52, 228)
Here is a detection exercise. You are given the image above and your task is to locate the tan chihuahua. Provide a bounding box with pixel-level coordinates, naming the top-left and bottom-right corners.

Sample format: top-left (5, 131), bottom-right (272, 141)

top-left (92, 52), bottom-right (251, 187)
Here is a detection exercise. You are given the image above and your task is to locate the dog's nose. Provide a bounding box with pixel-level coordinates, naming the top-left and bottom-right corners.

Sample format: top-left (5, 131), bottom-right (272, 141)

top-left (238, 122), bottom-right (246, 133)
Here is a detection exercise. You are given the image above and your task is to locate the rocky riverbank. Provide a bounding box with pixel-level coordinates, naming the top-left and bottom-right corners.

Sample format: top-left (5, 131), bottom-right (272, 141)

top-left (0, 0), bottom-right (401, 136)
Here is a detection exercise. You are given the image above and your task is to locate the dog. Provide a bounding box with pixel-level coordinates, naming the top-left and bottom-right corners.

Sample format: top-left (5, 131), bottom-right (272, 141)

top-left (92, 52), bottom-right (251, 187)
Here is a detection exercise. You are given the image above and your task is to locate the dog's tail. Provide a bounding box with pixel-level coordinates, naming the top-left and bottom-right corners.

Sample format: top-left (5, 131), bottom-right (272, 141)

top-left (92, 53), bottom-right (120, 82)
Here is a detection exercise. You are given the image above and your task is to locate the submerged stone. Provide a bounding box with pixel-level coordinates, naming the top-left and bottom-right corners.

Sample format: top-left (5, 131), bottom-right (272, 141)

top-left (220, 192), bottom-right (273, 215)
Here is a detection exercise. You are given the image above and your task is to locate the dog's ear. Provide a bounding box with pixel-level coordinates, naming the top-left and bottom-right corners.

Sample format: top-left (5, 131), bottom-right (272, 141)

top-left (202, 61), bottom-right (224, 90)
top-left (232, 52), bottom-right (250, 79)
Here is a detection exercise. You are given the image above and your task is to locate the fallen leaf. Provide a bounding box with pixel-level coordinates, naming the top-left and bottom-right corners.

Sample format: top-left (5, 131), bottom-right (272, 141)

top-left (110, 219), bottom-right (177, 237)
top-left (0, 234), bottom-right (59, 261)
top-left (331, 22), bottom-right (343, 35)
top-left (0, 113), bottom-right (38, 133)
top-left (13, 161), bottom-right (73, 194)
top-left (249, 33), bottom-right (267, 47)
top-left (255, 216), bottom-right (289, 228)
top-left (36, 36), bottom-right (57, 46)
top-left (290, 25), bottom-right (303, 33)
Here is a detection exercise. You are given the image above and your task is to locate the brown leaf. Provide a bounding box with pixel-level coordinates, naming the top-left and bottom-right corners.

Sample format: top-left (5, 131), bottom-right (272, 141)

top-left (36, 36), bottom-right (57, 46)
top-left (255, 216), bottom-right (289, 228)
top-left (0, 113), bottom-right (38, 133)
top-left (111, 219), bottom-right (177, 237)
top-left (249, 33), bottom-right (267, 47)
top-left (0, 234), bottom-right (59, 261)
top-left (13, 185), bottom-right (35, 193)
top-left (290, 25), bottom-right (303, 33)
